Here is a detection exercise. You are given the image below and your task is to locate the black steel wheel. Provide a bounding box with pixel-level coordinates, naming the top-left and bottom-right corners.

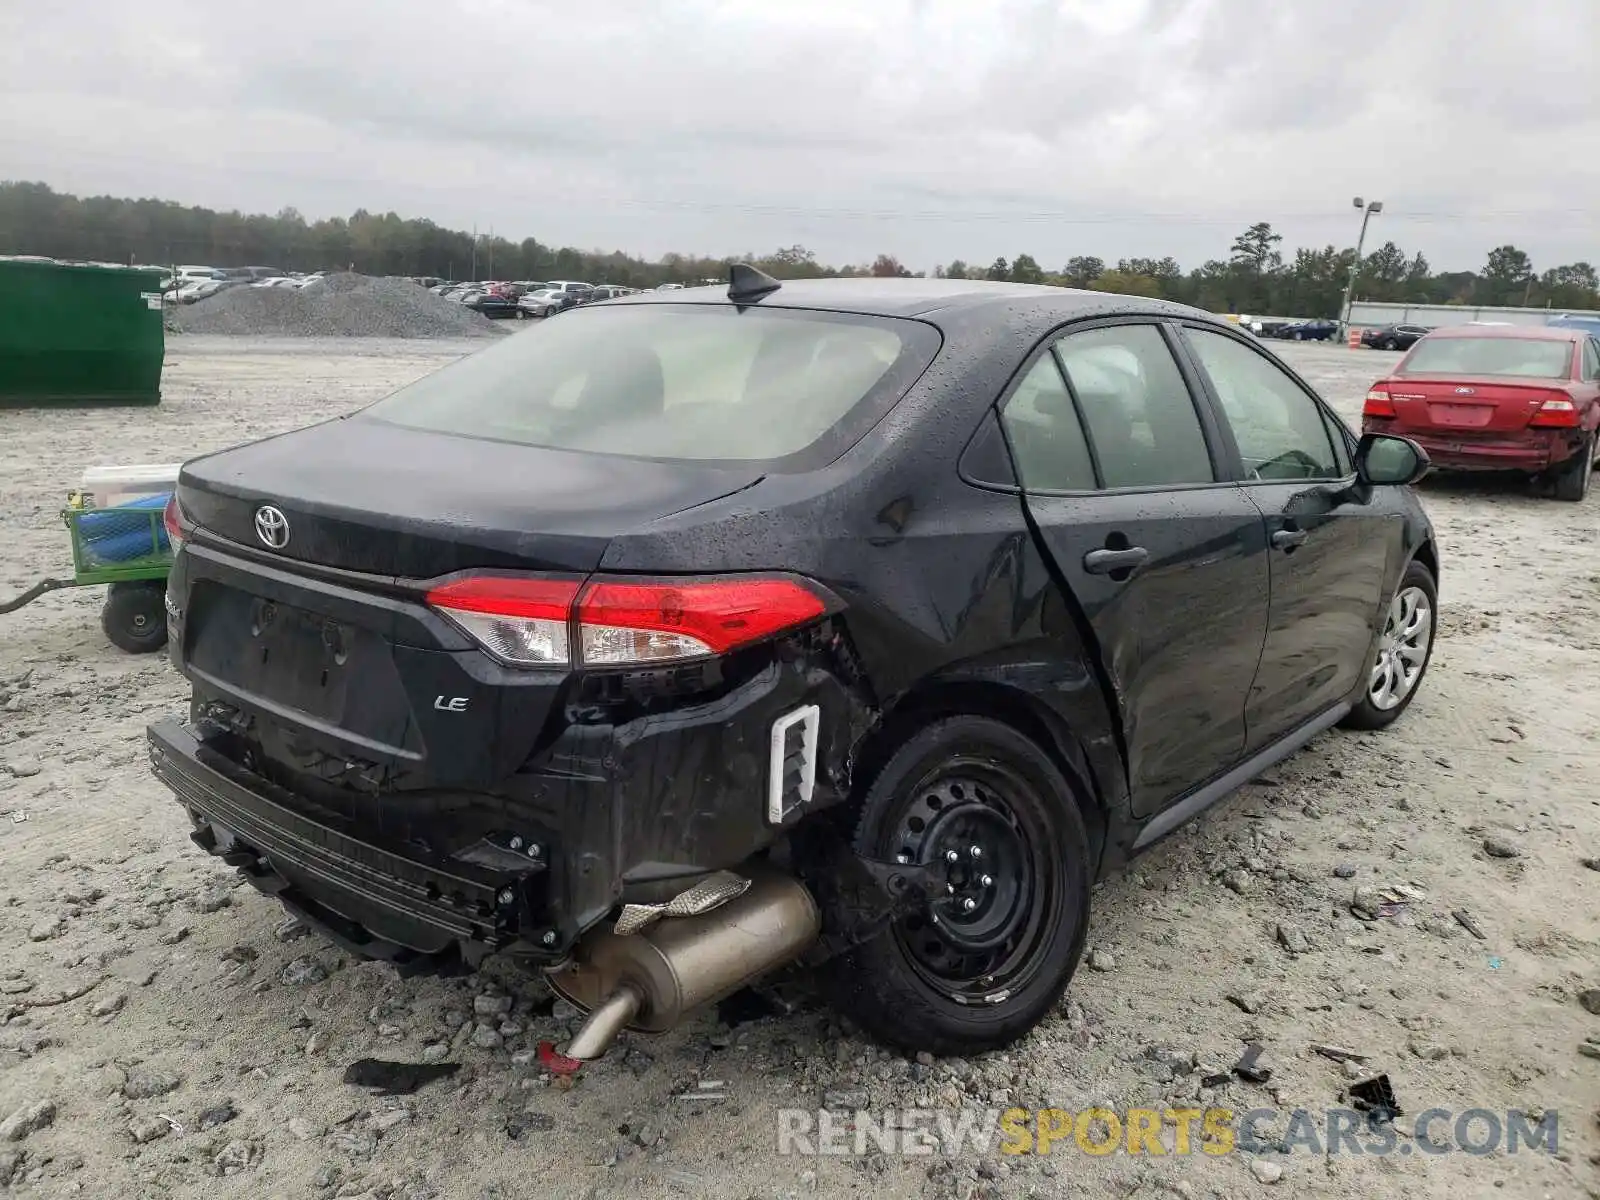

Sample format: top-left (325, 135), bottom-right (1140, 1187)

top-left (824, 716), bottom-right (1091, 1055)
top-left (102, 581), bottom-right (168, 654)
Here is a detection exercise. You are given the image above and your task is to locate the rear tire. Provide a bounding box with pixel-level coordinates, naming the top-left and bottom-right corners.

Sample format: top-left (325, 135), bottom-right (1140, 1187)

top-left (1341, 560), bottom-right (1436, 730)
top-left (823, 716), bottom-right (1091, 1055)
top-left (1553, 432), bottom-right (1595, 502)
top-left (102, 581), bottom-right (168, 654)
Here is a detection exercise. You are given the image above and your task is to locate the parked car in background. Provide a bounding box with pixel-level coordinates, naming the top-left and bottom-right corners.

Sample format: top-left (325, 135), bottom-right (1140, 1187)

top-left (1274, 319), bottom-right (1338, 341)
top-left (1363, 324), bottom-right (1600, 500)
top-left (588, 285), bottom-right (632, 302)
top-left (175, 277), bottom-right (247, 304)
top-left (545, 281), bottom-right (596, 310)
top-left (249, 277), bottom-right (297, 289)
top-left (161, 267), bottom-right (223, 293)
top-left (1548, 314), bottom-right (1600, 337)
top-left (461, 291), bottom-right (520, 319)
top-left (1361, 324), bottom-right (1431, 351)
top-left (517, 288), bottom-right (564, 318)
top-left (655, 282), bottom-right (685, 292)
top-left (221, 266), bottom-right (289, 282)
top-left (151, 273), bottom-right (1437, 1059)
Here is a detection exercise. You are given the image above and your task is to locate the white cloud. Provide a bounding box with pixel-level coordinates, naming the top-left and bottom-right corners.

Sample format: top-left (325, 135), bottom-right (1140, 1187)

top-left (2, 0), bottom-right (1596, 270)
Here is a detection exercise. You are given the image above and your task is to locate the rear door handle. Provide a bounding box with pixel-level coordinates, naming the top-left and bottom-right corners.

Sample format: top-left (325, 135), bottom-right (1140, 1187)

top-left (1083, 547), bottom-right (1150, 575)
top-left (1271, 528), bottom-right (1308, 551)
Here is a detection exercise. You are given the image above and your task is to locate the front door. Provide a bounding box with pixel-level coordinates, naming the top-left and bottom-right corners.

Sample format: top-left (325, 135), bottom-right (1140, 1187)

top-left (1178, 325), bottom-right (1399, 748)
top-left (999, 320), bottom-right (1272, 818)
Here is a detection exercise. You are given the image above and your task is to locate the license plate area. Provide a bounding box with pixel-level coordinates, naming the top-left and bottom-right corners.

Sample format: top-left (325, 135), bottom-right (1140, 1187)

top-left (1425, 403), bottom-right (1494, 429)
top-left (188, 583), bottom-right (418, 750)
top-left (252, 601), bottom-right (355, 720)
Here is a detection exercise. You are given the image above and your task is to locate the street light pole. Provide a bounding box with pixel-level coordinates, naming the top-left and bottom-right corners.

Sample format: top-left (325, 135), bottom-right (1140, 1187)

top-left (1340, 196), bottom-right (1383, 333)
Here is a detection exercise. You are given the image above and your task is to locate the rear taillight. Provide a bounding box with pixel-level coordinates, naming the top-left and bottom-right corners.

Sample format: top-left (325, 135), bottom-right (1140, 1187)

top-left (1529, 396), bottom-right (1580, 428)
top-left (577, 578), bottom-right (827, 664)
top-left (162, 493), bottom-right (186, 552)
top-left (425, 574), bottom-right (828, 668)
top-left (1363, 386), bottom-right (1396, 419)
top-left (425, 577), bottom-right (581, 666)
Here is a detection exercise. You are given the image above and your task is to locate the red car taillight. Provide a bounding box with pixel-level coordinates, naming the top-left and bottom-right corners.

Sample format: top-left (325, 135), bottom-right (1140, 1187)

top-left (1529, 396), bottom-right (1580, 428)
top-left (162, 493), bottom-right (187, 552)
top-left (425, 574), bottom-right (828, 667)
top-left (1363, 386), bottom-right (1396, 419)
top-left (577, 578), bottom-right (827, 664)
top-left (424, 577), bottom-right (581, 666)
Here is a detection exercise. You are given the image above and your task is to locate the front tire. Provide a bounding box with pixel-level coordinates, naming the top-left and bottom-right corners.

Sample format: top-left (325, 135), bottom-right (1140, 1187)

top-left (1552, 432), bottom-right (1595, 502)
top-left (823, 716), bottom-right (1091, 1055)
top-left (102, 581), bottom-right (169, 654)
top-left (1341, 560), bottom-right (1436, 730)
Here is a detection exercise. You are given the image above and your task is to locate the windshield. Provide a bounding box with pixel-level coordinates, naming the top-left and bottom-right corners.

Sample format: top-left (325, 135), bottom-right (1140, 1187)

top-left (1400, 337), bottom-right (1573, 379)
top-left (365, 304), bottom-right (938, 465)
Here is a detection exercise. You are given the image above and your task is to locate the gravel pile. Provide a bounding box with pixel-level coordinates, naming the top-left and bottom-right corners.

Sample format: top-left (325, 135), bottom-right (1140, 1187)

top-left (169, 273), bottom-right (505, 339)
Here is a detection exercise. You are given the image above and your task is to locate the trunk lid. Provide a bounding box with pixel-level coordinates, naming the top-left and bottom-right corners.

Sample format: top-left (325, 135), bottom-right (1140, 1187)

top-left (173, 417), bottom-right (763, 791)
top-left (1384, 376), bottom-right (1572, 436)
top-left (178, 416), bottom-right (763, 577)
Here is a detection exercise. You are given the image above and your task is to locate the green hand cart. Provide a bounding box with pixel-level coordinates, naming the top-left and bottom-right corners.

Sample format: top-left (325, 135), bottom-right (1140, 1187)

top-left (1, 490), bottom-right (173, 653)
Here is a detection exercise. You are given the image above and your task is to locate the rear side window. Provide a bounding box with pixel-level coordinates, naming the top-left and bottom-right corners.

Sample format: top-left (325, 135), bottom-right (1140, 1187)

top-left (1400, 337), bottom-right (1574, 379)
top-left (1054, 325), bottom-right (1216, 488)
top-left (1583, 339), bottom-right (1600, 381)
top-left (998, 356), bottom-right (1096, 491)
top-left (1184, 328), bottom-right (1341, 481)
top-left (365, 305), bottom-right (939, 465)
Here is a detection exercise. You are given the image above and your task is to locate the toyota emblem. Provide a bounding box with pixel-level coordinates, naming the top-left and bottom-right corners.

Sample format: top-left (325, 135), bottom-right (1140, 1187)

top-left (254, 505), bottom-right (290, 550)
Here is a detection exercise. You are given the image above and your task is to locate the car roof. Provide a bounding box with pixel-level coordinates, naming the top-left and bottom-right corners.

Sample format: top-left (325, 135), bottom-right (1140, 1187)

top-left (1424, 324), bottom-right (1584, 342)
top-left (606, 276), bottom-right (1217, 324)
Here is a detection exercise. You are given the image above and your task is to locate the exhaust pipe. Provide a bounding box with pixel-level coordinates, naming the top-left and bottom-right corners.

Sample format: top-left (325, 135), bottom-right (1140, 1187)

top-left (549, 869), bottom-right (820, 1061)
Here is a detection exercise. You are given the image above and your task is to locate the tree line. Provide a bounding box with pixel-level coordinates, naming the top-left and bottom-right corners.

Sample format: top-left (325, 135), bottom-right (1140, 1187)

top-left (2, 182), bottom-right (1595, 317)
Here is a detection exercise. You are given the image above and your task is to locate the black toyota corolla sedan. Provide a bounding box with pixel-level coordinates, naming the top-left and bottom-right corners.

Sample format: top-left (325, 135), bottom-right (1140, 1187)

top-left (149, 270), bottom-right (1437, 1059)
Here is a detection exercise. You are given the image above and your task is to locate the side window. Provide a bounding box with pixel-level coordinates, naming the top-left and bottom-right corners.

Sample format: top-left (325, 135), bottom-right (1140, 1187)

top-left (998, 355), bottom-right (1096, 491)
top-left (1584, 338), bottom-right (1600, 382)
top-left (1183, 328), bottom-right (1341, 481)
top-left (1053, 324), bottom-right (1216, 488)
top-left (1321, 410), bottom-right (1354, 475)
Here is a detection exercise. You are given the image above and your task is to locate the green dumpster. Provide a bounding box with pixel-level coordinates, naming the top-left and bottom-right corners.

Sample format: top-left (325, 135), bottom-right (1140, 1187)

top-left (0, 258), bottom-right (164, 408)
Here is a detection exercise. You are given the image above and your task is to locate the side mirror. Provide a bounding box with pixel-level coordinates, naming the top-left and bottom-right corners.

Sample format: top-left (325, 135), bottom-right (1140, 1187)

top-left (1356, 433), bottom-right (1430, 486)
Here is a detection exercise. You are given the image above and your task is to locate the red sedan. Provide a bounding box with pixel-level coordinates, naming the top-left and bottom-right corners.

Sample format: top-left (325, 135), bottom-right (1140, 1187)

top-left (1362, 325), bottom-right (1600, 500)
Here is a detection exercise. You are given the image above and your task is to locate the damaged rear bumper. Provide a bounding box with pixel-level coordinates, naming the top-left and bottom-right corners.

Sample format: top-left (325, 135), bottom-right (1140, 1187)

top-left (149, 718), bottom-right (554, 971)
top-left (145, 644), bottom-right (873, 972)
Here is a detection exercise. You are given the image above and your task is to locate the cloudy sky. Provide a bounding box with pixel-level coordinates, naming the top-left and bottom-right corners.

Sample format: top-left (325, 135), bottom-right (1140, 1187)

top-left (3, 0), bottom-right (1596, 273)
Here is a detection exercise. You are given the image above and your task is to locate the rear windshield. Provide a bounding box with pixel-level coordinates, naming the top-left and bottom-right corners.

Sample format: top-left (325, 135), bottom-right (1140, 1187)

top-left (1400, 337), bottom-right (1573, 379)
top-left (364, 304), bottom-right (940, 465)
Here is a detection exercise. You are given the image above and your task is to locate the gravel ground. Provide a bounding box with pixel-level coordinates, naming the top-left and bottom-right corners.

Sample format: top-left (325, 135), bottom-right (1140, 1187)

top-left (169, 275), bottom-right (506, 339)
top-left (0, 337), bottom-right (1596, 1200)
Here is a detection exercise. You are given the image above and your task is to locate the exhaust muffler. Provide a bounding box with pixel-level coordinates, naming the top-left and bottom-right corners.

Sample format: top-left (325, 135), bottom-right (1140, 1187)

top-left (549, 868), bottom-right (820, 1061)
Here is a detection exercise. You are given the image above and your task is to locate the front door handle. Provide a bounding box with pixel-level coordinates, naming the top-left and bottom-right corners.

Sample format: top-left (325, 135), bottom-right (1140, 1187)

top-left (1271, 528), bottom-right (1308, 551)
top-left (1083, 547), bottom-right (1150, 575)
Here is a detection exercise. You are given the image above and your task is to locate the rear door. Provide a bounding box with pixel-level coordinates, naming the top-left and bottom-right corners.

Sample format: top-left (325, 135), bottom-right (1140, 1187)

top-left (998, 319), bottom-right (1271, 818)
top-left (1177, 325), bottom-right (1397, 750)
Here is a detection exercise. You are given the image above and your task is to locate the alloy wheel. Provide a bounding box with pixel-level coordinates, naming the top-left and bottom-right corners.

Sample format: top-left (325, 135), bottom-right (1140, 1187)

top-left (1369, 585), bottom-right (1432, 710)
